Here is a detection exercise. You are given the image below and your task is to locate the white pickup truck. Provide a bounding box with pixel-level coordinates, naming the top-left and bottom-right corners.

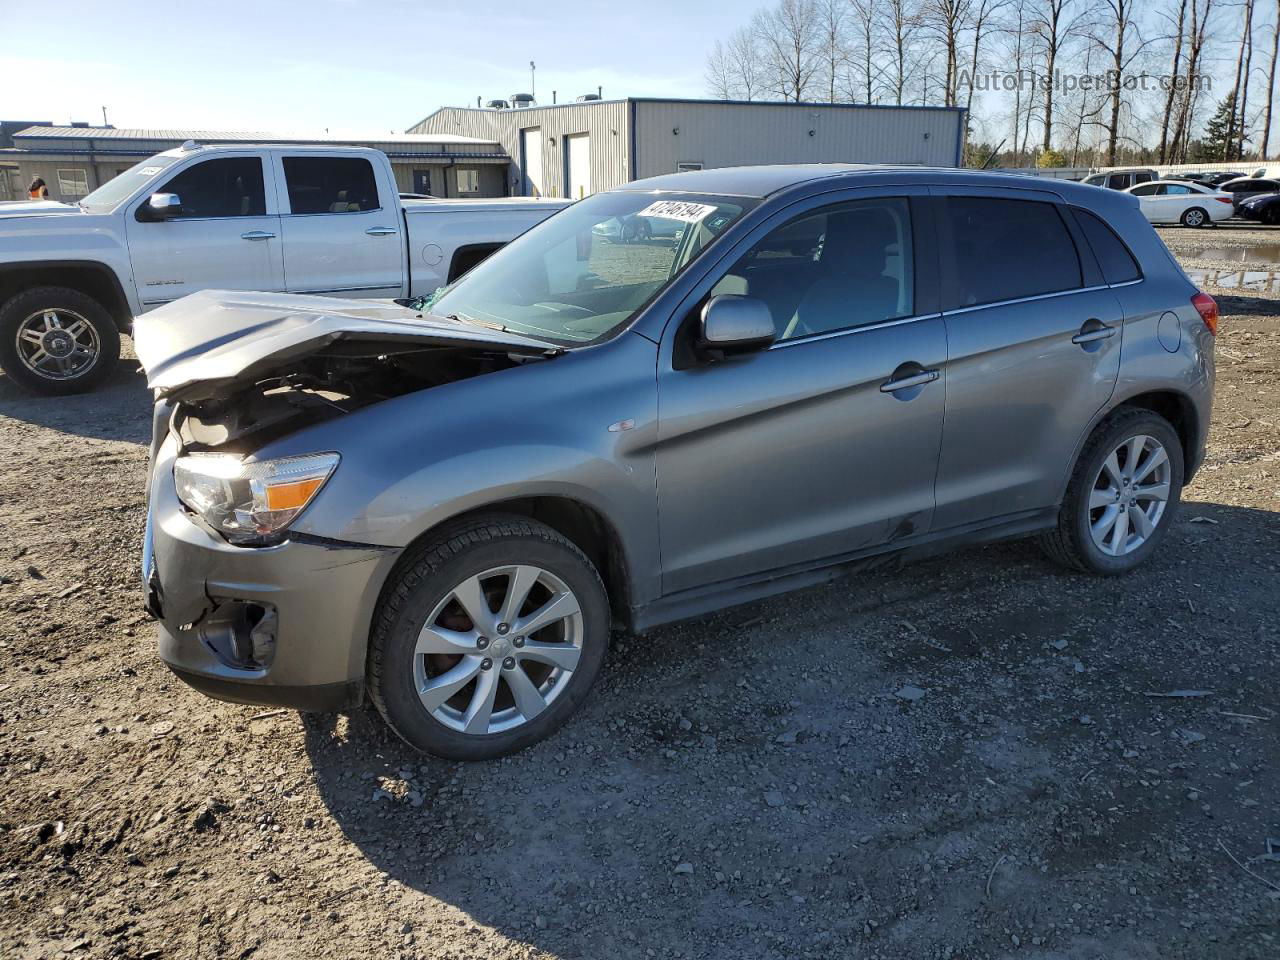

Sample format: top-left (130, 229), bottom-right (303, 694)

top-left (0, 142), bottom-right (569, 394)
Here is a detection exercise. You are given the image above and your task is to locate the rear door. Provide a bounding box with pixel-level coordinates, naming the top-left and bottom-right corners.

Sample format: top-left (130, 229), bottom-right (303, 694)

top-left (932, 190), bottom-right (1124, 530)
top-left (125, 154), bottom-right (284, 308)
top-left (273, 152), bottom-right (405, 298)
top-left (655, 188), bottom-right (948, 593)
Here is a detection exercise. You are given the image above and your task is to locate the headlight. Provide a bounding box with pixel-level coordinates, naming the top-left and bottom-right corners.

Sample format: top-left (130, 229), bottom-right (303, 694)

top-left (173, 452), bottom-right (339, 546)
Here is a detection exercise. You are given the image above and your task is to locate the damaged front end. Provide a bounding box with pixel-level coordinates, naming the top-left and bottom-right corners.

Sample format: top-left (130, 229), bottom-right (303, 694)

top-left (135, 289), bottom-right (560, 710)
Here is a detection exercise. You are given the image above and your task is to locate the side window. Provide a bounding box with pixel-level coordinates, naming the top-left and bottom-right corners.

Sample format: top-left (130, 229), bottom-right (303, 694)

top-left (152, 157), bottom-right (265, 218)
top-left (1130, 183), bottom-right (1159, 197)
top-left (942, 196), bottom-right (1081, 308)
top-left (1072, 208), bottom-right (1141, 285)
top-left (1166, 184), bottom-right (1192, 195)
top-left (283, 156), bottom-right (380, 214)
top-left (1134, 171), bottom-right (1154, 183)
top-left (709, 197), bottom-right (915, 341)
top-left (1108, 174), bottom-right (1129, 190)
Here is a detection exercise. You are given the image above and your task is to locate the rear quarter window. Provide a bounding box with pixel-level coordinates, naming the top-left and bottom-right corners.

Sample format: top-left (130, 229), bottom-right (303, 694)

top-left (1071, 208), bottom-right (1142, 285)
top-left (942, 196), bottom-right (1082, 308)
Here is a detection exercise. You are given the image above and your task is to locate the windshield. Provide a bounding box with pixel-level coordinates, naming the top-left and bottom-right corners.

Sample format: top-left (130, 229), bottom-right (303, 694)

top-left (79, 153), bottom-right (181, 211)
top-left (426, 191), bottom-right (753, 344)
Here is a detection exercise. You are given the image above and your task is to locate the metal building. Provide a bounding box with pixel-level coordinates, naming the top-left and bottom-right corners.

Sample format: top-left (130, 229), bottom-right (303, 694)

top-left (408, 97), bottom-right (968, 199)
top-left (0, 124), bottom-right (509, 203)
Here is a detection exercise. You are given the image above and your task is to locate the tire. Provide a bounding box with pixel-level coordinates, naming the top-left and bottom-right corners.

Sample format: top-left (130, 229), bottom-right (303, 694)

top-left (1039, 408), bottom-right (1184, 575)
top-left (368, 514), bottom-right (610, 760)
top-left (0, 287), bottom-right (120, 395)
top-left (1180, 207), bottom-right (1208, 228)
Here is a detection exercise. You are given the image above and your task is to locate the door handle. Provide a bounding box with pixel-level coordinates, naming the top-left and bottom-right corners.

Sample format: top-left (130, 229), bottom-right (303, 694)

top-left (1072, 319), bottom-right (1117, 344)
top-left (880, 369), bottom-right (940, 393)
top-left (240, 230), bottom-right (276, 241)
top-left (365, 226), bottom-right (398, 236)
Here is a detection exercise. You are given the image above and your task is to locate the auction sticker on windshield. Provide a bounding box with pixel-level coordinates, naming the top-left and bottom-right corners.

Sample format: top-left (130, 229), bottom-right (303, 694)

top-left (636, 200), bottom-right (718, 223)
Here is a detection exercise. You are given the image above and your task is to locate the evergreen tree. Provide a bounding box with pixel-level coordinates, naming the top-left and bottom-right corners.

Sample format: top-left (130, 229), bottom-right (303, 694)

top-left (1201, 96), bottom-right (1238, 160)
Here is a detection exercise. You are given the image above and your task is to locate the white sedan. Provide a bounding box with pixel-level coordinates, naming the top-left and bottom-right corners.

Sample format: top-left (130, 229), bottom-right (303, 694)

top-left (1125, 180), bottom-right (1234, 227)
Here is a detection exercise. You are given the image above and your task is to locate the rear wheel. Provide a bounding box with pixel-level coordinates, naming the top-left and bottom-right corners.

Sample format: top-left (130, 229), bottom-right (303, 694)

top-left (1039, 409), bottom-right (1184, 575)
top-left (0, 287), bottom-right (120, 395)
top-left (1180, 207), bottom-right (1208, 228)
top-left (368, 515), bottom-right (610, 759)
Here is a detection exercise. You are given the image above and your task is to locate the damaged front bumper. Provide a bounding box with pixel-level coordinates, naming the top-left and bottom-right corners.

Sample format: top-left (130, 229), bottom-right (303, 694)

top-left (143, 440), bottom-right (401, 711)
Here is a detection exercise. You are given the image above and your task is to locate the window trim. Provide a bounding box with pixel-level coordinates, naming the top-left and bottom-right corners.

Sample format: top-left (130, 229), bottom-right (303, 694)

top-left (769, 310), bottom-right (943, 350)
top-left (278, 154), bottom-right (384, 217)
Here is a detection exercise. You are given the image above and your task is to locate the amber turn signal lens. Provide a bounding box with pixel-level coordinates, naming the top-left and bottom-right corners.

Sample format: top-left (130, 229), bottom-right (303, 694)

top-left (264, 476), bottom-right (326, 511)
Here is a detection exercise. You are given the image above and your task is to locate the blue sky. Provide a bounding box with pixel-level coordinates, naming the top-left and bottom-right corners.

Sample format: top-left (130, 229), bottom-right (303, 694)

top-left (1, 0), bottom-right (733, 135)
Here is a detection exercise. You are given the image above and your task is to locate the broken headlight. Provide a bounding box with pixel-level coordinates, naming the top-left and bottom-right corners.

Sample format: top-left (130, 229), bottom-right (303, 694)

top-left (173, 452), bottom-right (339, 546)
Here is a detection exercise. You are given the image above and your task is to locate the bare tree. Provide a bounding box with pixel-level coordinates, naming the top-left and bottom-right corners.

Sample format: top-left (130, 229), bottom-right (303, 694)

top-left (705, 25), bottom-right (764, 100)
top-left (1029, 0), bottom-right (1091, 153)
top-left (1263, 0), bottom-right (1280, 156)
top-left (1236, 0), bottom-right (1257, 158)
top-left (847, 0), bottom-right (879, 103)
top-left (923, 0), bottom-right (976, 106)
top-left (965, 0), bottom-right (1012, 114)
top-left (816, 0), bottom-right (849, 101)
top-left (754, 0), bottom-right (824, 101)
top-left (1170, 0), bottom-right (1214, 163)
top-left (1157, 0), bottom-right (1188, 162)
top-left (882, 0), bottom-right (923, 104)
top-left (1091, 0), bottom-right (1150, 165)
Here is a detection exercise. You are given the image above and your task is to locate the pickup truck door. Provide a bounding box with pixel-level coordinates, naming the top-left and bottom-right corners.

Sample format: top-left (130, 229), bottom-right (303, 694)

top-left (271, 152), bottom-right (405, 298)
top-left (125, 154), bottom-right (285, 308)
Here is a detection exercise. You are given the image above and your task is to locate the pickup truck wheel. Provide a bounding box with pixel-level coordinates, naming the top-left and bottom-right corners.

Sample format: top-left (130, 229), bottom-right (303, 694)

top-left (0, 287), bottom-right (120, 395)
top-left (368, 515), bottom-right (610, 760)
top-left (1038, 409), bottom-right (1184, 575)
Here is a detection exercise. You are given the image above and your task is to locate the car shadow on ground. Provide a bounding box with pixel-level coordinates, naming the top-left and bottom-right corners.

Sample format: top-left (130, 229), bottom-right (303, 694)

top-left (301, 500), bottom-right (1280, 959)
top-left (0, 360), bottom-right (151, 443)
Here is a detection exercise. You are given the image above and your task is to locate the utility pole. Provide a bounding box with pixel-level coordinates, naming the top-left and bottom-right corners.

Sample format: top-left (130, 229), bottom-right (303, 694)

top-left (101, 105), bottom-right (108, 126)
top-left (530, 61), bottom-right (536, 98)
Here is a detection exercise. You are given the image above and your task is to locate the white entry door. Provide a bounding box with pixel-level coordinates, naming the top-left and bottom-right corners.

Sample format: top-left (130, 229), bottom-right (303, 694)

top-left (565, 133), bottom-right (591, 199)
top-left (521, 128), bottom-right (543, 197)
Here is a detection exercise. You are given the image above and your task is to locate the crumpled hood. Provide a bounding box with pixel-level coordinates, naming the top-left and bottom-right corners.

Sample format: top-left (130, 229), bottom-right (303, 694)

top-left (0, 199), bottom-right (84, 219)
top-left (134, 289), bottom-right (559, 402)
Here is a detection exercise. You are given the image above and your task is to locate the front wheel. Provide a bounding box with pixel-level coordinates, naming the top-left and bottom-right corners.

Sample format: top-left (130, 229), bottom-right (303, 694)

top-left (1180, 207), bottom-right (1209, 228)
top-left (0, 287), bottom-right (120, 395)
top-left (1039, 409), bottom-right (1184, 575)
top-left (368, 515), bottom-right (610, 760)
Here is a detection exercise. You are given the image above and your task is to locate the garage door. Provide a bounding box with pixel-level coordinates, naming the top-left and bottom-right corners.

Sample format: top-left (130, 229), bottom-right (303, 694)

top-left (565, 133), bottom-right (590, 199)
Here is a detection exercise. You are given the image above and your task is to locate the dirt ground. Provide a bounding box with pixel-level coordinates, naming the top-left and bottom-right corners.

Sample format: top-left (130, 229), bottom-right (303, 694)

top-left (2, 233), bottom-right (1278, 960)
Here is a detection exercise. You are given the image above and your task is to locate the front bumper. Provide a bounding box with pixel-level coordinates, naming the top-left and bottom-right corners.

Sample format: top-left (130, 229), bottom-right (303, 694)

top-left (144, 440), bottom-right (401, 711)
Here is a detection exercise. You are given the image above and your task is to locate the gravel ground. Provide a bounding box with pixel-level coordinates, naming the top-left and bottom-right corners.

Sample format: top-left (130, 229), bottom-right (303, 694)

top-left (2, 247), bottom-right (1278, 959)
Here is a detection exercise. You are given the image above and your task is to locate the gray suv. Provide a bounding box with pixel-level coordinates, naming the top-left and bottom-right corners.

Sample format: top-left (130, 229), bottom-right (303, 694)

top-left (139, 166), bottom-right (1217, 759)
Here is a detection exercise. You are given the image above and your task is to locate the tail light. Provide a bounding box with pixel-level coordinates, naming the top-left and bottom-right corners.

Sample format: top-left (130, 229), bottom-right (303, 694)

top-left (1215, 197), bottom-right (1233, 204)
top-left (1191, 291), bottom-right (1219, 335)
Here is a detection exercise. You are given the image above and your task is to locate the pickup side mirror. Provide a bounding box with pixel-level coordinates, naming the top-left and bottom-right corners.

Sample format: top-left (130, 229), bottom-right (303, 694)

top-left (141, 193), bottom-right (182, 220)
top-left (698, 295), bottom-right (776, 357)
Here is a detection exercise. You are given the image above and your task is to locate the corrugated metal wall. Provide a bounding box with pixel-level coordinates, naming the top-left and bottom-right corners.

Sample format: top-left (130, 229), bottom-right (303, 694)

top-left (409, 101), bottom-right (633, 196)
top-left (633, 101), bottom-right (964, 178)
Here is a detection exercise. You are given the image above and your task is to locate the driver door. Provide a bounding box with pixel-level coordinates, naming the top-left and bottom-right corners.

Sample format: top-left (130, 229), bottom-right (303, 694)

top-left (125, 154), bottom-right (284, 308)
top-left (655, 189), bottom-right (948, 594)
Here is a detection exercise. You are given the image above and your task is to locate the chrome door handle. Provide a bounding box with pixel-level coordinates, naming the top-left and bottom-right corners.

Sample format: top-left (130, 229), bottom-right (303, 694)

top-left (880, 369), bottom-right (940, 393)
top-left (1072, 320), bottom-right (1117, 344)
top-left (365, 226), bottom-right (398, 236)
top-left (241, 230), bottom-right (275, 241)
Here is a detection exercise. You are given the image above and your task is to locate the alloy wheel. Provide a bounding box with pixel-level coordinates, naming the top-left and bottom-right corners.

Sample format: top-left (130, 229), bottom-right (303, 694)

top-left (412, 565), bottom-right (584, 735)
top-left (1087, 435), bottom-right (1172, 557)
top-left (15, 309), bottom-right (101, 381)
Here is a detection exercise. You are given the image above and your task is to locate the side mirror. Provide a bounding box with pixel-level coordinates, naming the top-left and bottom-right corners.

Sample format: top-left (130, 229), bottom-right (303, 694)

top-left (143, 193), bottom-right (182, 220)
top-left (698, 295), bottom-right (775, 357)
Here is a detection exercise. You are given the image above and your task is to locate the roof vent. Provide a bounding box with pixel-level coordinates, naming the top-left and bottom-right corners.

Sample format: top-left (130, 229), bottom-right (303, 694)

top-left (485, 99), bottom-right (510, 110)
top-left (575, 93), bottom-right (601, 102)
top-left (509, 93), bottom-right (536, 108)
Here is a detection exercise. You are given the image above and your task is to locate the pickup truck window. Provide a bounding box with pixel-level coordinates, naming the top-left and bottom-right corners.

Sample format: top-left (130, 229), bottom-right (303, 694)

top-left (79, 153), bottom-right (180, 211)
top-left (151, 157), bottom-right (267, 219)
top-left (428, 190), bottom-right (751, 345)
top-left (283, 157), bottom-right (380, 214)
